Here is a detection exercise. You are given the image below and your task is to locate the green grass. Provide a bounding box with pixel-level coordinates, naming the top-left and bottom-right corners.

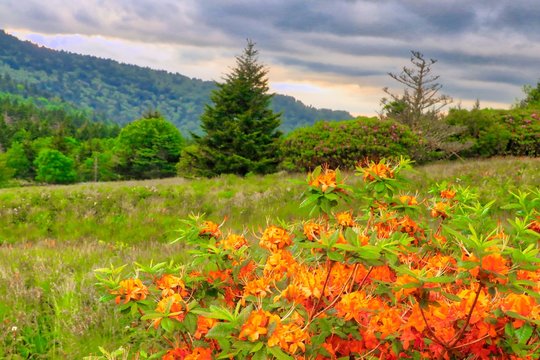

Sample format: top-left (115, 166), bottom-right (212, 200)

top-left (0, 157), bottom-right (538, 358)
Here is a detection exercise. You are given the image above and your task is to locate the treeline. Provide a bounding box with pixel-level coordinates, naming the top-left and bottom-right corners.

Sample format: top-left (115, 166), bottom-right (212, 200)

top-left (0, 30), bottom-right (352, 135)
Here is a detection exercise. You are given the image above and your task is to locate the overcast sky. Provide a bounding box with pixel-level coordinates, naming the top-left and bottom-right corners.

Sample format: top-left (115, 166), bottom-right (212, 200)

top-left (2, 0), bottom-right (539, 116)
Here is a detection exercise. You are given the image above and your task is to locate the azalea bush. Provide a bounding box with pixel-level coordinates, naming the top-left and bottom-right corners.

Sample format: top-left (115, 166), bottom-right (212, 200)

top-left (279, 117), bottom-right (417, 172)
top-left (95, 158), bottom-right (540, 359)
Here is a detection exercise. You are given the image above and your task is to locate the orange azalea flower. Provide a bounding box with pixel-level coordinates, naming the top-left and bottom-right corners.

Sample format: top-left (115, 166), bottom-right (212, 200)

top-left (111, 278), bottom-right (149, 304)
top-left (362, 162), bottom-right (394, 182)
top-left (440, 189), bottom-right (456, 199)
top-left (238, 309), bottom-right (273, 342)
top-left (335, 291), bottom-right (382, 323)
top-left (194, 316), bottom-right (218, 340)
top-left (242, 277), bottom-right (272, 305)
top-left (162, 347), bottom-right (189, 360)
top-left (218, 233), bottom-right (248, 250)
top-left (264, 250), bottom-right (296, 280)
top-left (335, 211), bottom-right (355, 227)
top-left (394, 273), bottom-right (422, 301)
top-left (399, 195), bottom-right (418, 206)
top-left (308, 166), bottom-right (339, 192)
top-left (238, 260), bottom-right (258, 281)
top-left (268, 322), bottom-right (310, 354)
top-left (156, 274), bottom-right (188, 298)
top-left (259, 226), bottom-right (292, 252)
top-left (368, 265), bottom-right (396, 283)
top-left (398, 215), bottom-right (423, 238)
top-left (527, 217), bottom-right (540, 234)
top-left (294, 266), bottom-right (326, 299)
top-left (303, 221), bottom-right (323, 241)
top-left (184, 347), bottom-right (213, 360)
top-left (207, 269), bottom-right (232, 284)
top-left (199, 220), bottom-right (221, 238)
top-left (501, 293), bottom-right (537, 327)
top-left (274, 283), bottom-right (309, 304)
top-left (154, 293), bottom-right (186, 328)
top-left (481, 253), bottom-right (509, 281)
top-left (431, 202), bottom-right (449, 219)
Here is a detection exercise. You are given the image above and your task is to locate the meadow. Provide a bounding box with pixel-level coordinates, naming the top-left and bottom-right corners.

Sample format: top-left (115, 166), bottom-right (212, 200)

top-left (0, 157), bottom-right (538, 359)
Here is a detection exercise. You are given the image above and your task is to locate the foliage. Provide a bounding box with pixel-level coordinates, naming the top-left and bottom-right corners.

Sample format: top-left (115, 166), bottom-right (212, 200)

top-left (97, 158), bottom-right (540, 359)
top-left (280, 117), bottom-right (417, 172)
top-left (115, 115), bottom-right (185, 179)
top-left (0, 30), bottom-right (352, 136)
top-left (5, 141), bottom-right (31, 178)
top-left (381, 51), bottom-right (467, 159)
top-left (0, 151), bottom-right (15, 185)
top-left (517, 81), bottom-right (540, 108)
top-left (34, 149), bottom-right (77, 184)
top-left (189, 40), bottom-right (282, 176)
top-left (447, 107), bottom-right (540, 157)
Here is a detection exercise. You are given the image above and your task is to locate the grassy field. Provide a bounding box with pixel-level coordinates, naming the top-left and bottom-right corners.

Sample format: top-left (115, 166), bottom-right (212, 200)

top-left (0, 157), bottom-right (538, 358)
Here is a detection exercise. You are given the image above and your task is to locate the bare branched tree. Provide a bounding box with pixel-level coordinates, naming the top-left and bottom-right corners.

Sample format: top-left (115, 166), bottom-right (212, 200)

top-left (381, 51), bottom-right (469, 159)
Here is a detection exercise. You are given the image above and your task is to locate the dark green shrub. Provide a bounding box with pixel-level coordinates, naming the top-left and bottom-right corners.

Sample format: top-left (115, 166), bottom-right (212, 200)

top-left (447, 108), bottom-right (540, 157)
top-left (279, 117), bottom-right (417, 172)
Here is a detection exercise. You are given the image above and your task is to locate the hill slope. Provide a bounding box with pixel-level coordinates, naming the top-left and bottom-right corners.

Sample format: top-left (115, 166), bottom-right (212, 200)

top-left (0, 30), bottom-right (353, 135)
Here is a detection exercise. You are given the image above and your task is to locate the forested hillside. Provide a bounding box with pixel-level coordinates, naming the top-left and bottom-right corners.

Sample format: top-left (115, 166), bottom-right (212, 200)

top-left (0, 30), bottom-right (352, 135)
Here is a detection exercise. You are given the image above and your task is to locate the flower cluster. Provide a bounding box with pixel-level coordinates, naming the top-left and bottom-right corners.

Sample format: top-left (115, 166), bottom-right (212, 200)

top-left (97, 158), bottom-right (540, 359)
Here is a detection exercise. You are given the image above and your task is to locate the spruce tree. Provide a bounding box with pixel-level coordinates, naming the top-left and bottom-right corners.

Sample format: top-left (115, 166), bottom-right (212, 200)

top-left (192, 40), bottom-right (282, 176)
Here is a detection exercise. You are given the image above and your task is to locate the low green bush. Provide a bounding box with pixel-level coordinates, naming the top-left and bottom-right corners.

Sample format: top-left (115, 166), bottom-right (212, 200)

top-left (279, 117), bottom-right (417, 172)
top-left (447, 108), bottom-right (540, 157)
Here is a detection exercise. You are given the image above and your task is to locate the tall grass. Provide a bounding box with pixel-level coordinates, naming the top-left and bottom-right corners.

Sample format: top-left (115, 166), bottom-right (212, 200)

top-left (0, 157), bottom-right (538, 358)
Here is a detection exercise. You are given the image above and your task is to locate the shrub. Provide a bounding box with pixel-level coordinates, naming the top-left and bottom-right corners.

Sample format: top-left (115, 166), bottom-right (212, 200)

top-left (96, 158), bottom-right (540, 359)
top-left (447, 108), bottom-right (540, 157)
top-left (279, 117), bottom-right (417, 172)
top-left (34, 149), bottom-right (77, 184)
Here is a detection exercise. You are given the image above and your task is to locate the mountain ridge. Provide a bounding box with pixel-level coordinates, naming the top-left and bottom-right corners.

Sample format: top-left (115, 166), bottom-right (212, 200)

top-left (0, 30), bottom-right (353, 135)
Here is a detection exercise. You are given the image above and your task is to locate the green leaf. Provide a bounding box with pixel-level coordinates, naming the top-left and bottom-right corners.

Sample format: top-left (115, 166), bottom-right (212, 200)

top-left (515, 323), bottom-right (533, 345)
top-left (160, 317), bottom-right (175, 333)
top-left (250, 342), bottom-right (264, 353)
top-left (205, 322), bottom-right (236, 339)
top-left (440, 291), bottom-right (463, 302)
top-left (423, 276), bottom-right (455, 284)
top-left (268, 346), bottom-right (294, 360)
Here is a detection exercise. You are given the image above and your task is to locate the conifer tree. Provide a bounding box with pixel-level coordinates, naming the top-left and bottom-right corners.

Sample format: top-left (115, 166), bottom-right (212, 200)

top-left (189, 40), bottom-right (282, 176)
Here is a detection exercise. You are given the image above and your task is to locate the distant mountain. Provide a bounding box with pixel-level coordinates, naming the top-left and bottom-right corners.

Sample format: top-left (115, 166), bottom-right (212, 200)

top-left (0, 30), bottom-right (353, 136)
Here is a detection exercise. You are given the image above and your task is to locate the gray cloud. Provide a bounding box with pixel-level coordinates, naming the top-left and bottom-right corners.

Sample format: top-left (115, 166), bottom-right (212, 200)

top-left (1, 0), bottom-right (539, 111)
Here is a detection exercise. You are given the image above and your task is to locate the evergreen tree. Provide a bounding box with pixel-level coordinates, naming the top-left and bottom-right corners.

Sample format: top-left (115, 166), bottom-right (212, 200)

top-left (189, 40), bottom-right (282, 176)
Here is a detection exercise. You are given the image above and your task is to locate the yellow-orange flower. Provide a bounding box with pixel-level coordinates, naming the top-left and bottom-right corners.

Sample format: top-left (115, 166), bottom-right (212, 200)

top-left (264, 250), bottom-right (296, 280)
top-left (162, 347), bottom-right (189, 360)
top-left (242, 278), bottom-right (272, 305)
top-left (440, 189), bottom-right (456, 199)
top-left (184, 347), bottom-right (213, 360)
top-left (362, 162), bottom-right (394, 182)
top-left (431, 202), bottom-right (449, 219)
top-left (268, 322), bottom-right (310, 354)
top-left (111, 278), bottom-right (149, 304)
top-left (259, 226), bottom-right (292, 252)
top-left (303, 221), bottom-right (323, 241)
top-left (155, 293), bottom-right (186, 326)
top-left (309, 167), bottom-right (338, 192)
top-left (156, 274), bottom-right (188, 298)
top-left (527, 217), bottom-right (540, 234)
top-left (194, 316), bottom-right (218, 340)
top-left (199, 220), bottom-right (221, 238)
top-left (218, 233), bottom-right (248, 250)
top-left (399, 195), bottom-right (418, 206)
top-left (238, 309), bottom-right (272, 342)
top-left (335, 211), bottom-right (355, 227)
top-left (481, 253), bottom-right (509, 278)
